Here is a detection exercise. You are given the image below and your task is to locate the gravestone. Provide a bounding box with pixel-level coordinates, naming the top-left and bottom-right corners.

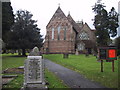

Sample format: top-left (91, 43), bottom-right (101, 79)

top-left (23, 47), bottom-right (47, 89)
top-left (63, 53), bottom-right (69, 58)
top-left (75, 49), bottom-right (79, 55)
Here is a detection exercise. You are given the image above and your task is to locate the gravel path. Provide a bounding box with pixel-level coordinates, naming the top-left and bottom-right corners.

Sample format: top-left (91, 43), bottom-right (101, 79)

top-left (44, 59), bottom-right (106, 88)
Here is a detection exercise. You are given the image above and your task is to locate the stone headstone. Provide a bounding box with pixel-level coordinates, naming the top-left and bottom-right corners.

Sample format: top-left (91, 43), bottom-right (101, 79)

top-left (63, 53), bottom-right (69, 58)
top-left (29, 47), bottom-right (40, 56)
top-left (75, 49), bottom-right (79, 55)
top-left (23, 47), bottom-right (47, 89)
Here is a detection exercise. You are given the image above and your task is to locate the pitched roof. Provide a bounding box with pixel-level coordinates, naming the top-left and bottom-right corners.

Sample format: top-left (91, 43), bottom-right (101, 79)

top-left (91, 29), bottom-right (96, 32)
top-left (46, 6), bottom-right (87, 33)
top-left (46, 6), bottom-right (67, 28)
top-left (67, 14), bottom-right (81, 33)
top-left (51, 6), bottom-right (67, 19)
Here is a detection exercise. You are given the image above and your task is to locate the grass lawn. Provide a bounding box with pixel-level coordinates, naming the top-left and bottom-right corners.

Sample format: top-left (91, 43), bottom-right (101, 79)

top-left (2, 74), bottom-right (24, 89)
top-left (45, 69), bottom-right (68, 88)
top-left (2, 53), bottom-right (26, 89)
top-left (2, 53), bottom-right (68, 89)
top-left (2, 53), bottom-right (26, 70)
top-left (43, 54), bottom-right (119, 88)
top-left (3, 69), bottom-right (68, 89)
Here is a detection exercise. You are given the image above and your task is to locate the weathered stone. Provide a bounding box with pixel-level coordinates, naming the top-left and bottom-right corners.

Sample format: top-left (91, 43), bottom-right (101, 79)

top-left (63, 53), bottom-right (69, 58)
top-left (29, 47), bottom-right (40, 56)
top-left (24, 47), bottom-right (47, 89)
top-left (75, 49), bottom-right (79, 55)
top-left (2, 75), bottom-right (18, 85)
top-left (18, 66), bottom-right (24, 69)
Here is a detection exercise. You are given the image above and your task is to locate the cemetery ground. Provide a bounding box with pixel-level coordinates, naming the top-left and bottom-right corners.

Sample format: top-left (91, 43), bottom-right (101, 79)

top-left (2, 53), bottom-right (68, 89)
top-left (2, 53), bottom-right (119, 89)
top-left (43, 54), bottom-right (119, 88)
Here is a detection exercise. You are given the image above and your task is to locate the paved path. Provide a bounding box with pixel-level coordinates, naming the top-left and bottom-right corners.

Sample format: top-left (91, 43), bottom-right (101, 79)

top-left (44, 59), bottom-right (106, 88)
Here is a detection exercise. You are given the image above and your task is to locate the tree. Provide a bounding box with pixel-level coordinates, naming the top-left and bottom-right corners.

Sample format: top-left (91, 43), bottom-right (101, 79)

top-left (108, 7), bottom-right (119, 37)
top-left (92, 0), bottom-right (119, 46)
top-left (92, 1), bottom-right (109, 46)
top-left (115, 36), bottom-right (120, 56)
top-left (8, 10), bottom-right (43, 56)
top-left (2, 2), bottom-right (14, 43)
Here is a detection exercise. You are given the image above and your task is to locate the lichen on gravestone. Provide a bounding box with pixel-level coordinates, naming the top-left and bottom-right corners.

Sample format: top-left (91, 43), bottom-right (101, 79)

top-left (29, 47), bottom-right (40, 56)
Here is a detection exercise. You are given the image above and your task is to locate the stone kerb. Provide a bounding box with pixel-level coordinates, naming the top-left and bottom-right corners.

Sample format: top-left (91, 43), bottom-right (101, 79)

top-left (23, 47), bottom-right (46, 89)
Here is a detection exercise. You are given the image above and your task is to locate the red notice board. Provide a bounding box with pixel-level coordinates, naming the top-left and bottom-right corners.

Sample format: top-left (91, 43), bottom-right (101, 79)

top-left (98, 46), bottom-right (117, 60)
top-left (107, 48), bottom-right (117, 60)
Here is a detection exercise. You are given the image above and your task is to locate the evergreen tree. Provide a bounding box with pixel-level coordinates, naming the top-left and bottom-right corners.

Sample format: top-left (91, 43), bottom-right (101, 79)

top-left (2, 2), bottom-right (14, 43)
top-left (115, 36), bottom-right (120, 56)
top-left (92, 0), bottom-right (119, 46)
top-left (108, 7), bottom-right (119, 37)
top-left (8, 10), bottom-right (43, 56)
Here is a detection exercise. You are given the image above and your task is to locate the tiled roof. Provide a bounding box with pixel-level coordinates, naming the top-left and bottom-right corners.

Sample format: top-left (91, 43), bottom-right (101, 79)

top-left (46, 6), bottom-right (67, 27)
top-left (46, 6), bottom-right (85, 33)
top-left (91, 29), bottom-right (96, 32)
top-left (51, 6), bottom-right (67, 19)
top-left (67, 14), bottom-right (82, 33)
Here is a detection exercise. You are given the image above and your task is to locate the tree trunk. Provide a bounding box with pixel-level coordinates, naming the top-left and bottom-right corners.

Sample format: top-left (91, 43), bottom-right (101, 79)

top-left (22, 49), bottom-right (26, 56)
top-left (18, 49), bottom-right (21, 56)
top-left (2, 49), bottom-right (6, 54)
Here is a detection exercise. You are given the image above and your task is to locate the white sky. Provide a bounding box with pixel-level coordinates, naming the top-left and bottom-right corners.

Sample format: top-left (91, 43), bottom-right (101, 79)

top-left (10, 0), bottom-right (119, 38)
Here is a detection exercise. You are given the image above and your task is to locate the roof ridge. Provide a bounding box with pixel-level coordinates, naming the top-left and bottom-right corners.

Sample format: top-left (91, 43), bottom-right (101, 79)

top-left (46, 6), bottom-right (67, 27)
top-left (67, 14), bottom-right (82, 33)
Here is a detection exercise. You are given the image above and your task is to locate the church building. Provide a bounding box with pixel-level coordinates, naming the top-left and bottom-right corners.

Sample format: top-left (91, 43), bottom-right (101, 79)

top-left (41, 6), bottom-right (96, 54)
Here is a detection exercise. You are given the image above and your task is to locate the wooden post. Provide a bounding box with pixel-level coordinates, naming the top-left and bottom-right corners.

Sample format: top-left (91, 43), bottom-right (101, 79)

top-left (112, 60), bottom-right (114, 72)
top-left (101, 60), bottom-right (103, 72)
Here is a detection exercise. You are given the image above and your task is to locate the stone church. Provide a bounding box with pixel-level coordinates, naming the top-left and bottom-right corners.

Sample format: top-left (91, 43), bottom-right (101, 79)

top-left (41, 6), bottom-right (96, 54)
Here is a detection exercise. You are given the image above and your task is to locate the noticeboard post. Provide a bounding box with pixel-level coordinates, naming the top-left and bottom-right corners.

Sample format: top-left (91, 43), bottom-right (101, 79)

top-left (98, 46), bottom-right (117, 72)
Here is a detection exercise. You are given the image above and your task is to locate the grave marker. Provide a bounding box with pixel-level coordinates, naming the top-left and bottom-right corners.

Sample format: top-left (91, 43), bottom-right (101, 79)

top-left (23, 47), bottom-right (47, 89)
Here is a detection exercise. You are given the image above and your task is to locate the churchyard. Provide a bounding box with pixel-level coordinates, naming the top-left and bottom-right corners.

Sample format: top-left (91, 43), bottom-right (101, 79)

top-left (43, 54), bottom-right (118, 88)
top-left (2, 53), bottom-right (119, 89)
top-left (2, 53), bottom-right (68, 89)
top-left (2, 0), bottom-right (119, 89)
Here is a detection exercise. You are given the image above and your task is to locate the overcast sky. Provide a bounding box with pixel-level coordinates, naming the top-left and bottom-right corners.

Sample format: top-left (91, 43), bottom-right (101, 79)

top-left (10, 0), bottom-right (119, 37)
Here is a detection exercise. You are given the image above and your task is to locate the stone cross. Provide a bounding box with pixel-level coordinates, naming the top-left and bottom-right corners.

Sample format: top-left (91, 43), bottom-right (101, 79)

top-left (23, 47), bottom-right (47, 89)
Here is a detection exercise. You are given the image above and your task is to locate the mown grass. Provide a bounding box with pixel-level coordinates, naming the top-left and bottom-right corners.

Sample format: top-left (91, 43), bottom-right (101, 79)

top-left (2, 73), bottom-right (24, 89)
top-left (2, 53), bottom-right (68, 89)
top-left (43, 54), bottom-right (119, 88)
top-left (45, 69), bottom-right (68, 88)
top-left (3, 69), bottom-right (68, 89)
top-left (2, 53), bottom-right (27, 70)
top-left (2, 53), bottom-right (26, 89)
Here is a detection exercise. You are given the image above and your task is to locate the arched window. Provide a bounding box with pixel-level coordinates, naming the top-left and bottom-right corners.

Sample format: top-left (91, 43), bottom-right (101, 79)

top-left (79, 31), bottom-right (89, 40)
top-left (52, 28), bottom-right (54, 40)
top-left (58, 26), bottom-right (61, 40)
top-left (64, 27), bottom-right (67, 40)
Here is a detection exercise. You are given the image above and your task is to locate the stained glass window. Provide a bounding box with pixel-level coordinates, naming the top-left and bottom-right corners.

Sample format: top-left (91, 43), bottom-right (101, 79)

top-left (52, 28), bottom-right (54, 40)
top-left (64, 27), bottom-right (67, 40)
top-left (79, 31), bottom-right (89, 40)
top-left (58, 26), bottom-right (61, 40)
